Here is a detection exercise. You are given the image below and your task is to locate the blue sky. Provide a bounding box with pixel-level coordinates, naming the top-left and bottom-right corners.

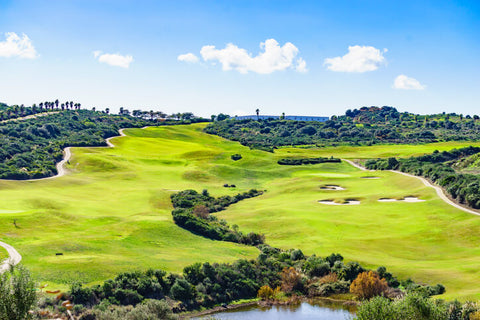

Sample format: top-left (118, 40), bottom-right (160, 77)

top-left (0, 0), bottom-right (479, 117)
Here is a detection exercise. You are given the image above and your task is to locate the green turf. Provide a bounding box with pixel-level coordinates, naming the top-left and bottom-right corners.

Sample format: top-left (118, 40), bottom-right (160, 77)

top-left (0, 123), bottom-right (480, 300)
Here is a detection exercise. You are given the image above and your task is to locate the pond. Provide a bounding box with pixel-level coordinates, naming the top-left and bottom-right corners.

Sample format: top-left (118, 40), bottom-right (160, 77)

top-left (195, 299), bottom-right (356, 320)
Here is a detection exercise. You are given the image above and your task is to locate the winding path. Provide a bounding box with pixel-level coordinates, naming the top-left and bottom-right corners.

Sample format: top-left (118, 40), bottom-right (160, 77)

top-left (0, 241), bottom-right (22, 273)
top-left (342, 159), bottom-right (480, 217)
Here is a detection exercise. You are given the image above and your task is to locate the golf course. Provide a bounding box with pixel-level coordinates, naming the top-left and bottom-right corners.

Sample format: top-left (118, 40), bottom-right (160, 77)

top-left (1, 123), bottom-right (480, 300)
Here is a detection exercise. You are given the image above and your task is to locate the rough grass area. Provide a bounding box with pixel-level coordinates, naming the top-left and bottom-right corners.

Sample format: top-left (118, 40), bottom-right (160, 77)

top-left (0, 123), bottom-right (480, 300)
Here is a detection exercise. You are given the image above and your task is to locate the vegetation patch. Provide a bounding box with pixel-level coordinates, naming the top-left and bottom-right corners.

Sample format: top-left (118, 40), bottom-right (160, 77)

top-left (277, 157), bottom-right (341, 165)
top-left (62, 248), bottom-right (442, 318)
top-left (171, 189), bottom-right (265, 245)
top-left (231, 154), bottom-right (242, 161)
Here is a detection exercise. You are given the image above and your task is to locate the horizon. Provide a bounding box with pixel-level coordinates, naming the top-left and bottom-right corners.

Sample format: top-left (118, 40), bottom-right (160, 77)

top-left (0, 0), bottom-right (479, 117)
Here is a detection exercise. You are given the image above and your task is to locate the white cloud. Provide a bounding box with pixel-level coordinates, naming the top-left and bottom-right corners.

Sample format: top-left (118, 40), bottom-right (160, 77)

top-left (93, 51), bottom-right (133, 68)
top-left (198, 39), bottom-right (306, 74)
top-left (295, 58), bottom-right (307, 73)
top-left (0, 32), bottom-right (38, 59)
top-left (324, 45), bottom-right (386, 72)
top-left (177, 53), bottom-right (199, 63)
top-left (393, 74), bottom-right (425, 90)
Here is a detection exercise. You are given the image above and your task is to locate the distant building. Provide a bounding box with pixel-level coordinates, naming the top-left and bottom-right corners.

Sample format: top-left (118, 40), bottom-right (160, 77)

top-left (234, 115), bottom-right (329, 122)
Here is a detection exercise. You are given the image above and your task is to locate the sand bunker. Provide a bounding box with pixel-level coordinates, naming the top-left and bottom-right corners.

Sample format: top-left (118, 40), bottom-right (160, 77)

top-left (378, 197), bottom-right (425, 203)
top-left (320, 185), bottom-right (345, 191)
top-left (361, 176), bottom-right (380, 179)
top-left (318, 199), bottom-right (360, 205)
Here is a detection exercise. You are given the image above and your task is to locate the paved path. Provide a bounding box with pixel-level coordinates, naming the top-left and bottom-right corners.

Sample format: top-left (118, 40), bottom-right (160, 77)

top-left (0, 111), bottom-right (59, 123)
top-left (342, 159), bottom-right (480, 217)
top-left (0, 241), bottom-right (21, 273)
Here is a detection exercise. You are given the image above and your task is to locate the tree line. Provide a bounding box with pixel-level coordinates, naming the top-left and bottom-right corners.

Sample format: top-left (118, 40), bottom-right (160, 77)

top-left (277, 157), bottom-right (341, 165)
top-left (170, 189), bottom-right (265, 246)
top-left (59, 246), bottom-right (443, 318)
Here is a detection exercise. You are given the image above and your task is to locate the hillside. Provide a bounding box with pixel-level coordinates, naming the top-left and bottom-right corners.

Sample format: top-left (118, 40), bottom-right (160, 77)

top-left (0, 105), bottom-right (206, 180)
top-left (205, 106), bottom-right (480, 151)
top-left (1, 124), bottom-right (480, 300)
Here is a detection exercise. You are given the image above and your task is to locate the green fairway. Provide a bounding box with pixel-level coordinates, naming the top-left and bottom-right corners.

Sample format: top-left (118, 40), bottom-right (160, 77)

top-left (1, 123), bottom-right (480, 300)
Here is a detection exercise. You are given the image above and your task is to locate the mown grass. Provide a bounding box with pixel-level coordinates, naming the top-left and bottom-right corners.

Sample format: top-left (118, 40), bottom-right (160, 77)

top-left (0, 123), bottom-right (480, 300)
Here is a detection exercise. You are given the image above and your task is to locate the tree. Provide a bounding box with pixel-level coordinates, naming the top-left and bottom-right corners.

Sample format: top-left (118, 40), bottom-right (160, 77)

top-left (256, 108), bottom-right (260, 120)
top-left (0, 265), bottom-right (37, 320)
top-left (350, 271), bottom-right (388, 300)
top-left (170, 278), bottom-right (196, 301)
top-left (281, 267), bottom-right (301, 293)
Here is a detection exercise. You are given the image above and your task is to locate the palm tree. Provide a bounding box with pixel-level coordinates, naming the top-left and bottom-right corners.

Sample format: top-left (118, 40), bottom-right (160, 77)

top-left (55, 99), bottom-right (59, 109)
top-left (256, 108), bottom-right (260, 120)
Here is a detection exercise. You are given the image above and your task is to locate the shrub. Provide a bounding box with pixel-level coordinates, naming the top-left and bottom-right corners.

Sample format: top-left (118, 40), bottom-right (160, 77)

top-left (0, 265), bottom-right (37, 320)
top-left (231, 154), bottom-right (242, 161)
top-left (281, 267), bottom-right (302, 293)
top-left (350, 271), bottom-right (388, 300)
top-left (257, 285), bottom-right (274, 300)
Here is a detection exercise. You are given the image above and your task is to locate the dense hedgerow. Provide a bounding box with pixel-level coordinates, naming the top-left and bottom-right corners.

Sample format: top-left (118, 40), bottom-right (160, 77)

top-left (277, 157), bottom-right (341, 165)
top-left (170, 189), bottom-right (265, 245)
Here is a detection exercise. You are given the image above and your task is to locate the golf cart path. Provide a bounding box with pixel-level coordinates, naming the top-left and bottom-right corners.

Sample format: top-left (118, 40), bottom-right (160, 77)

top-left (1, 128), bottom-right (127, 182)
top-left (0, 241), bottom-right (21, 273)
top-left (342, 159), bottom-right (480, 217)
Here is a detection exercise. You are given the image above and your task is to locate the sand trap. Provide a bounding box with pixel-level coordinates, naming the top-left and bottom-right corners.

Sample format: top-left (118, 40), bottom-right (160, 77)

top-left (403, 196), bottom-right (425, 203)
top-left (378, 197), bottom-right (425, 203)
top-left (361, 176), bottom-right (380, 179)
top-left (320, 185), bottom-right (345, 191)
top-left (318, 199), bottom-right (360, 205)
top-left (378, 198), bottom-right (397, 202)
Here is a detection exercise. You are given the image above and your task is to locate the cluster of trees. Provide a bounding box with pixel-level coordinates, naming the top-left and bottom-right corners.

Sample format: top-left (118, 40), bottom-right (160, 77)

top-left (0, 100), bottom-right (81, 122)
top-left (170, 189), bottom-right (265, 245)
top-left (365, 147), bottom-right (480, 209)
top-left (277, 157), bottom-right (341, 165)
top-left (129, 109), bottom-right (198, 121)
top-left (356, 292), bottom-right (480, 320)
top-left (204, 106), bottom-right (480, 150)
top-left (62, 247), bottom-right (443, 318)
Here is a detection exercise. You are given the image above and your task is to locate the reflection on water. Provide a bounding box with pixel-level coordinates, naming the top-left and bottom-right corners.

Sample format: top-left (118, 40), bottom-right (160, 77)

top-left (196, 299), bottom-right (355, 320)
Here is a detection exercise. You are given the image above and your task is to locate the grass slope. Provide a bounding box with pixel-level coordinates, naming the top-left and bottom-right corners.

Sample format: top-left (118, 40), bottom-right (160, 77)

top-left (0, 123), bottom-right (480, 299)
